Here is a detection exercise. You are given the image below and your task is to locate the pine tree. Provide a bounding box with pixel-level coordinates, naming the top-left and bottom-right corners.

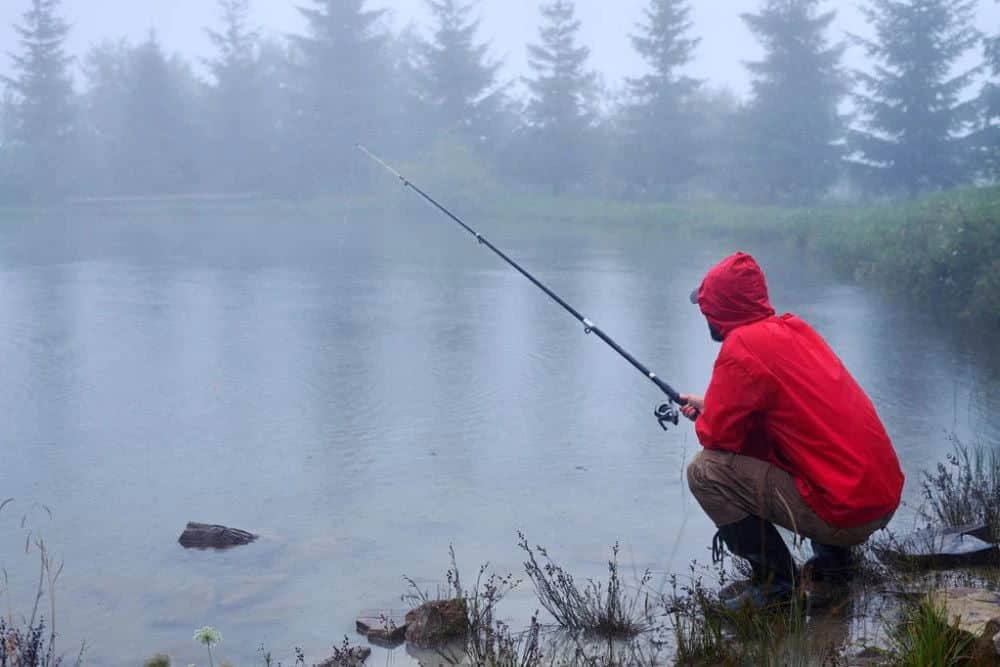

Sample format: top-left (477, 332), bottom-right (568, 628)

top-left (738, 0), bottom-right (846, 204)
top-left (978, 21), bottom-right (1000, 179)
top-left (624, 0), bottom-right (701, 196)
top-left (290, 0), bottom-right (388, 193)
top-left (851, 0), bottom-right (982, 195)
top-left (119, 34), bottom-right (203, 194)
top-left (0, 90), bottom-right (16, 201)
top-left (205, 0), bottom-right (266, 191)
top-left (524, 0), bottom-right (596, 193)
top-left (2, 0), bottom-right (76, 200)
top-left (420, 0), bottom-right (503, 145)
top-left (80, 39), bottom-right (130, 194)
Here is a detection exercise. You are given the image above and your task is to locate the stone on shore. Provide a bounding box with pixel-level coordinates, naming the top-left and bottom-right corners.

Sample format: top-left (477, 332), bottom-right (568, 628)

top-left (940, 588), bottom-right (1000, 657)
top-left (178, 522), bottom-right (257, 549)
top-left (404, 598), bottom-right (469, 646)
top-left (884, 524), bottom-right (1000, 569)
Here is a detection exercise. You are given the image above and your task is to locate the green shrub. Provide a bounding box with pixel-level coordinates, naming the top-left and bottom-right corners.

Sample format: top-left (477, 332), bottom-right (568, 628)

top-left (889, 595), bottom-right (975, 667)
top-left (143, 655), bottom-right (170, 667)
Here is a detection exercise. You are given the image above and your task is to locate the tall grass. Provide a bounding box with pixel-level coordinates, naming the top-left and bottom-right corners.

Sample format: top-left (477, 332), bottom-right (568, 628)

top-left (888, 595), bottom-right (975, 667)
top-left (518, 534), bottom-right (655, 638)
top-left (665, 562), bottom-right (815, 667)
top-left (0, 500), bottom-right (77, 667)
top-left (921, 436), bottom-right (1000, 533)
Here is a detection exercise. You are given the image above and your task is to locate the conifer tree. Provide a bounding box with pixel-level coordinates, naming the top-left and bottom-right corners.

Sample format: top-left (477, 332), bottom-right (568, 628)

top-left (79, 39), bottom-right (130, 194)
top-left (205, 0), bottom-right (267, 191)
top-left (523, 0), bottom-right (596, 193)
top-left (119, 34), bottom-right (202, 194)
top-left (420, 0), bottom-right (503, 145)
top-left (290, 0), bottom-right (388, 193)
top-left (739, 0), bottom-right (845, 204)
top-left (624, 0), bottom-right (701, 196)
top-left (978, 18), bottom-right (1000, 179)
top-left (2, 0), bottom-right (76, 200)
top-left (0, 90), bottom-right (15, 201)
top-left (851, 0), bottom-right (982, 195)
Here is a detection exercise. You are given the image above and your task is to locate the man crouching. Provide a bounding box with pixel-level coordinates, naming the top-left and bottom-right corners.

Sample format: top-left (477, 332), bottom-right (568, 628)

top-left (681, 252), bottom-right (904, 610)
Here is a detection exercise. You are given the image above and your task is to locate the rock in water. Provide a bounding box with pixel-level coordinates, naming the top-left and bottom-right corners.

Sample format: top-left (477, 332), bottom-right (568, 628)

top-left (404, 598), bottom-right (469, 646)
top-left (882, 524), bottom-right (999, 569)
top-left (178, 522), bottom-right (257, 550)
top-left (355, 611), bottom-right (408, 647)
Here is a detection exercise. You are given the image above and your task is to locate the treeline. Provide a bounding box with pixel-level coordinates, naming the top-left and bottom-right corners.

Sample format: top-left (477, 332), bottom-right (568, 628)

top-left (1, 0), bottom-right (998, 204)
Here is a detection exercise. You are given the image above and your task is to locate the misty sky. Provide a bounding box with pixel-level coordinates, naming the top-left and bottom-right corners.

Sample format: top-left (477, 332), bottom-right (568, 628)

top-left (1, 1), bottom-right (998, 97)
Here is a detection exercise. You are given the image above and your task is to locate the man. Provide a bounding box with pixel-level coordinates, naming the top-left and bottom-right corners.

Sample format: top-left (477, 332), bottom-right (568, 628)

top-left (681, 252), bottom-right (903, 610)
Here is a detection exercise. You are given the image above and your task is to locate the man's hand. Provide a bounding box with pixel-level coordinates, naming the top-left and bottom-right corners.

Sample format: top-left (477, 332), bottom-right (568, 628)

top-left (680, 394), bottom-right (704, 422)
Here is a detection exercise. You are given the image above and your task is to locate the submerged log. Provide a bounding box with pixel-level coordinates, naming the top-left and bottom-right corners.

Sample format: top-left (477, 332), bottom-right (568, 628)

top-left (178, 522), bottom-right (257, 550)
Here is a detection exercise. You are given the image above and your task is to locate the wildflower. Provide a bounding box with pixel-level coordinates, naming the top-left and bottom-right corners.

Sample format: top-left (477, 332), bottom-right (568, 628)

top-left (193, 626), bottom-right (222, 667)
top-left (193, 626), bottom-right (222, 647)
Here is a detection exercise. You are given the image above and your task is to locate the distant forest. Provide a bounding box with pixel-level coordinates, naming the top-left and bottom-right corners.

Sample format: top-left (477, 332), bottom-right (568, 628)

top-left (1, 0), bottom-right (998, 204)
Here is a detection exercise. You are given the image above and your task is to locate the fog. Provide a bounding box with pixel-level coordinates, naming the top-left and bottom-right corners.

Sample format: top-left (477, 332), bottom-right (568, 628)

top-left (0, 1), bottom-right (999, 664)
top-left (1, 0), bottom-right (997, 204)
top-left (1, 0), bottom-right (997, 95)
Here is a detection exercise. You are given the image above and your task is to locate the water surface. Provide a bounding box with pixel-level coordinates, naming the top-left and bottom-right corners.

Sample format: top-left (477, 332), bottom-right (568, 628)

top-left (0, 202), bottom-right (996, 665)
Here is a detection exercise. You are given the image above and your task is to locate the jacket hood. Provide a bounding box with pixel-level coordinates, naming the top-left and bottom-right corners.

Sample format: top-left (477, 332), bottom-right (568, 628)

top-left (695, 252), bottom-right (775, 337)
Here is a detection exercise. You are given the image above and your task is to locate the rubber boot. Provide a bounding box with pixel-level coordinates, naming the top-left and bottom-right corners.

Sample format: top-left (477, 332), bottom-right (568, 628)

top-left (715, 516), bottom-right (798, 612)
top-left (804, 541), bottom-right (855, 585)
top-left (803, 542), bottom-right (854, 608)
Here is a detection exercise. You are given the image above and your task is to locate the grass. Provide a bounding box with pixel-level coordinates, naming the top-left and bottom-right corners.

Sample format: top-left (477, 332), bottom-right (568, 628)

top-left (0, 501), bottom-right (77, 667)
top-left (518, 534), bottom-right (656, 638)
top-left (888, 595), bottom-right (977, 667)
top-left (402, 546), bottom-right (545, 667)
top-left (663, 561), bottom-right (824, 667)
top-left (921, 436), bottom-right (1000, 534)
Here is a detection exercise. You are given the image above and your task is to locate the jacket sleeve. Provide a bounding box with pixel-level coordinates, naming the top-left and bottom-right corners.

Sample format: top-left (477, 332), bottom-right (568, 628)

top-left (695, 340), bottom-right (774, 454)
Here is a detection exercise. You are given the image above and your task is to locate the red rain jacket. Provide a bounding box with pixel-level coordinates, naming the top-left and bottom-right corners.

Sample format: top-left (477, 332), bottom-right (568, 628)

top-left (693, 253), bottom-right (903, 529)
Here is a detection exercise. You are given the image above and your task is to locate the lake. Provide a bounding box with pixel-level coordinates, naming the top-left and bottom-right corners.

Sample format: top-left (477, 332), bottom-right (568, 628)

top-left (0, 201), bottom-right (996, 665)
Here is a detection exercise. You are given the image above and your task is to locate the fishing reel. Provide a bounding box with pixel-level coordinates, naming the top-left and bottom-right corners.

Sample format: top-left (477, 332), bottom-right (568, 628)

top-left (655, 402), bottom-right (680, 431)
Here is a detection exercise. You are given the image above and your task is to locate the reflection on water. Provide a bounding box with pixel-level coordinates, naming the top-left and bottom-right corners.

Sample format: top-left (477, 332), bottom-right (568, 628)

top-left (0, 205), bottom-right (996, 665)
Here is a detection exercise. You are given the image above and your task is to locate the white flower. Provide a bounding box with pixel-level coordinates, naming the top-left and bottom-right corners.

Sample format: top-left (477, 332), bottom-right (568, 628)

top-left (193, 626), bottom-right (222, 647)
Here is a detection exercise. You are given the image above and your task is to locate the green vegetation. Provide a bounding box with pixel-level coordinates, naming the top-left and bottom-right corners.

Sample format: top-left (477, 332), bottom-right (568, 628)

top-left (666, 565), bottom-right (816, 666)
top-left (922, 435), bottom-right (1000, 532)
top-left (142, 654), bottom-right (171, 667)
top-left (518, 534), bottom-right (655, 637)
top-left (888, 595), bottom-right (976, 667)
top-left (5, 181), bottom-right (996, 327)
top-left (4, 0), bottom-right (998, 204)
top-left (808, 187), bottom-right (1000, 329)
top-left (491, 185), bottom-right (1000, 328)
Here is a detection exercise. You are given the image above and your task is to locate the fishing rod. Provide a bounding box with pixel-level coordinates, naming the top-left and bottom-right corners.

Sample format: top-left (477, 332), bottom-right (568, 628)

top-left (357, 144), bottom-right (692, 431)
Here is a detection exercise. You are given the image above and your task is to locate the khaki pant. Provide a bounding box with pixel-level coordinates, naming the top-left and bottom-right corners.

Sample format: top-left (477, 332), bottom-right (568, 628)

top-left (687, 449), bottom-right (893, 547)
